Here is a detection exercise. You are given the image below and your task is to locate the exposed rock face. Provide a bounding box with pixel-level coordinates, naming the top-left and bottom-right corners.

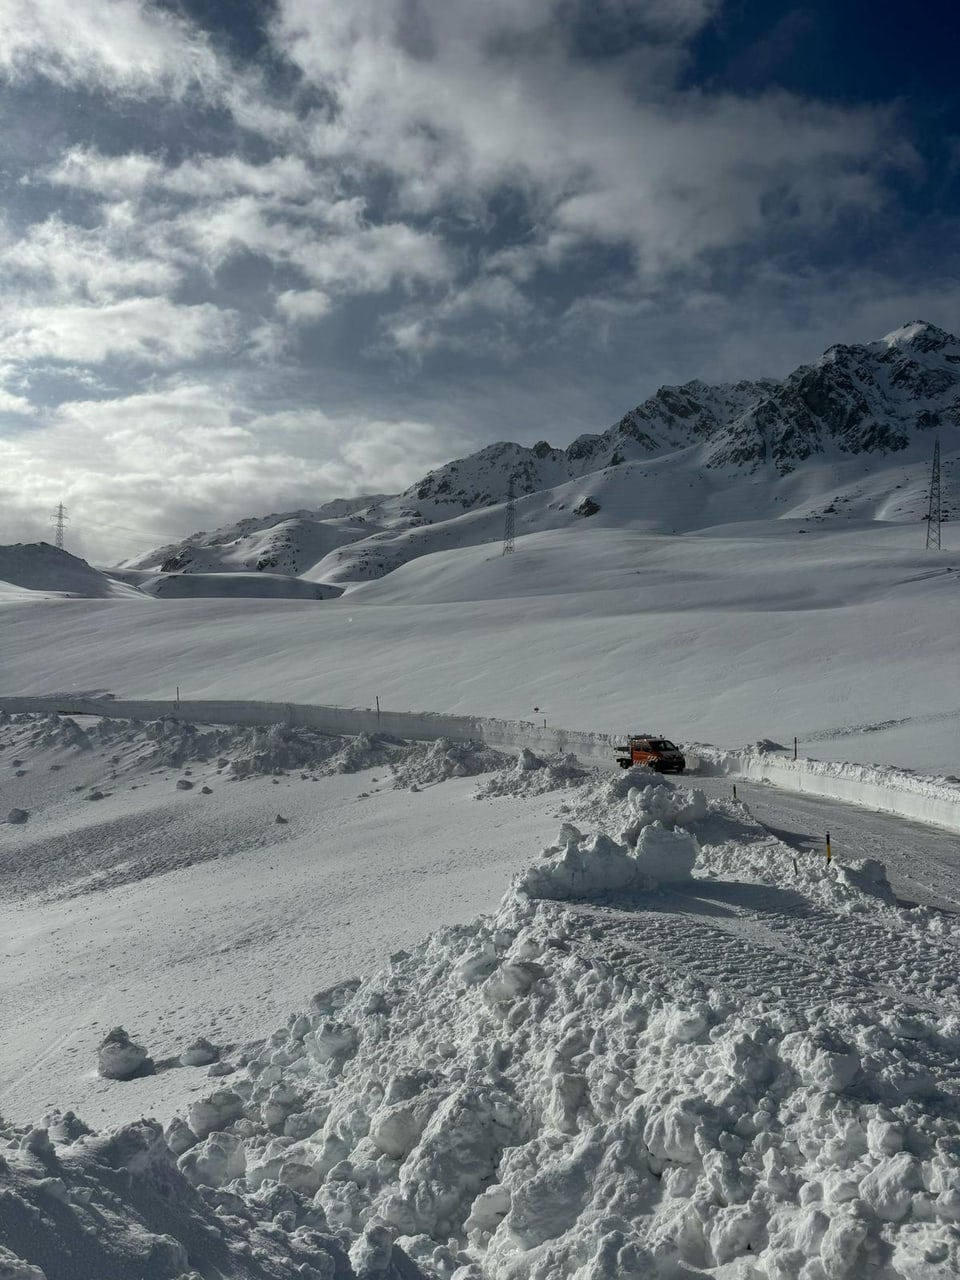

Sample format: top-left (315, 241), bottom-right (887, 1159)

top-left (406, 322), bottom-right (960, 503)
top-left (573, 498), bottom-right (600, 517)
top-left (704, 323), bottom-right (960, 474)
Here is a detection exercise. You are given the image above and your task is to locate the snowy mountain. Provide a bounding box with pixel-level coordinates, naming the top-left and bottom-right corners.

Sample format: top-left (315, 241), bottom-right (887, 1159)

top-left (122, 320), bottom-right (959, 589)
top-left (121, 497), bottom-right (391, 577)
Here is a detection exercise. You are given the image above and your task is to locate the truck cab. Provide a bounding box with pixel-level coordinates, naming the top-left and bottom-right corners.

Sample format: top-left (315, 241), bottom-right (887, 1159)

top-left (616, 735), bottom-right (685, 773)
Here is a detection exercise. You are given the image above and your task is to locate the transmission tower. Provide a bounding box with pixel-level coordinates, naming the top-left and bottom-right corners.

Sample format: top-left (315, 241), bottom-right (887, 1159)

top-left (50, 502), bottom-right (69, 551)
top-left (925, 437), bottom-right (941, 550)
top-left (502, 473), bottom-right (517, 556)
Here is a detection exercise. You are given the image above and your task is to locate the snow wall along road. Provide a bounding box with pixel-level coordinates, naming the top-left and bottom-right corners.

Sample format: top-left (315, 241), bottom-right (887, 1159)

top-left (2, 696), bottom-right (960, 834)
top-left (0, 695), bottom-right (623, 768)
top-left (694, 744), bottom-right (960, 834)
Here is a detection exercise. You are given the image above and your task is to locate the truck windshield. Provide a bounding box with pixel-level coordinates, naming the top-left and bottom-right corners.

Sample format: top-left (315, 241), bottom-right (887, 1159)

top-left (649, 740), bottom-right (677, 751)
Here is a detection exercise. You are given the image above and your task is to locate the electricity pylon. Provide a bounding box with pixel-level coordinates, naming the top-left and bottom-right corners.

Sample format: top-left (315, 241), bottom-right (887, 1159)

top-left (925, 437), bottom-right (941, 550)
top-left (502, 474), bottom-right (517, 555)
top-left (50, 502), bottom-right (69, 551)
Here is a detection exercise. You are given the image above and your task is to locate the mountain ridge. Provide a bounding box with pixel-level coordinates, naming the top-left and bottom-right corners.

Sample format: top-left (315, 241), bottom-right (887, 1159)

top-left (116, 320), bottom-right (958, 587)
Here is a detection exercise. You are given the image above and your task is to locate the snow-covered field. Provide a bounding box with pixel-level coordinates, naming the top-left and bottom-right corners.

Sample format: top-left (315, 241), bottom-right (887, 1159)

top-left (3, 512), bottom-right (960, 1278)
top-left (3, 523), bottom-right (959, 774)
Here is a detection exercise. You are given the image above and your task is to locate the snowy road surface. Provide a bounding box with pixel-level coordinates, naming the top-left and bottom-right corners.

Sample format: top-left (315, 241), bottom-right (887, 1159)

top-left (695, 775), bottom-right (960, 914)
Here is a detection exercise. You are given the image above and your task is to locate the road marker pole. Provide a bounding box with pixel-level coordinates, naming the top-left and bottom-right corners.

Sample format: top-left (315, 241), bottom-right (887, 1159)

top-left (825, 830), bottom-right (832, 865)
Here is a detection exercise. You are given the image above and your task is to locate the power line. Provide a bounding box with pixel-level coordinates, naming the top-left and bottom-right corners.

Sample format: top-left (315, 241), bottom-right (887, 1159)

top-left (925, 436), bottom-right (941, 550)
top-left (50, 502), bottom-right (69, 551)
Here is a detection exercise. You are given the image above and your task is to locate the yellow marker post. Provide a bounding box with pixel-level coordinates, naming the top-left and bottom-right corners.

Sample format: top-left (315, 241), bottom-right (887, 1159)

top-left (825, 830), bottom-right (832, 864)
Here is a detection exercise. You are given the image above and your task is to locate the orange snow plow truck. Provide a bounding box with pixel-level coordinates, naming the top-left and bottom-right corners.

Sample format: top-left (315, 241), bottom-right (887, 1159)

top-left (615, 735), bottom-right (686, 773)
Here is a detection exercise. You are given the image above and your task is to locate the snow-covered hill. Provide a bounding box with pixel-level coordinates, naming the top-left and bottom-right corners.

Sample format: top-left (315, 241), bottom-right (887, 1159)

top-left (122, 321), bottom-right (959, 590)
top-left (0, 543), bottom-right (145, 600)
top-left (122, 507), bottom-right (390, 576)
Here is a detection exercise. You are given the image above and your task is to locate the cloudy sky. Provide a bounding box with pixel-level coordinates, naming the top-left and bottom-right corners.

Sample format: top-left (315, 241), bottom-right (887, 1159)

top-left (1, 0), bottom-right (957, 562)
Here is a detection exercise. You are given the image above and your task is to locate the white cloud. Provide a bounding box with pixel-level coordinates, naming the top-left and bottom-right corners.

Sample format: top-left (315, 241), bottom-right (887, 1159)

top-left (293, 222), bottom-right (454, 294)
top-left (0, 388), bottom-right (35, 414)
top-left (171, 195), bottom-right (454, 296)
top-left (384, 273), bottom-right (532, 358)
top-left (26, 5), bottom-right (908, 343)
top-left (45, 148), bottom-right (165, 195)
top-left (271, 0), bottom-right (905, 277)
top-left (0, 383), bottom-right (476, 561)
top-left (0, 297), bottom-right (238, 366)
top-left (276, 290), bottom-right (333, 323)
top-left (0, 0), bottom-right (224, 97)
top-left (0, 215), bottom-right (180, 302)
top-left (47, 149), bottom-right (324, 203)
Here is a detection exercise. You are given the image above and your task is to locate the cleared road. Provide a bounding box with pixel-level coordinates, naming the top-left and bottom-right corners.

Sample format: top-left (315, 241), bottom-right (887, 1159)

top-left (694, 774), bottom-right (960, 913)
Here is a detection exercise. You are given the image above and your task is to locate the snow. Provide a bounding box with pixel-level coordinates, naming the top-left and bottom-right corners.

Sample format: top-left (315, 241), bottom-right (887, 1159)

top-left (2, 522), bottom-right (959, 777)
top-left (3, 707), bottom-right (960, 1277)
top-left (0, 543), bottom-right (145, 600)
top-left (96, 1028), bottom-right (148, 1080)
top-left (4, 335), bottom-right (960, 1275)
top-left (695, 742), bottom-right (960, 834)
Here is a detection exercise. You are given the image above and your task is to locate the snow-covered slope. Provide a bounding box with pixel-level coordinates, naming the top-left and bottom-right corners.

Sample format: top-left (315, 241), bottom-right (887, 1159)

top-left (124, 320), bottom-right (960, 590)
top-left (0, 543), bottom-right (146, 600)
top-left (4, 522), bottom-right (958, 775)
top-left (124, 511), bottom-right (387, 576)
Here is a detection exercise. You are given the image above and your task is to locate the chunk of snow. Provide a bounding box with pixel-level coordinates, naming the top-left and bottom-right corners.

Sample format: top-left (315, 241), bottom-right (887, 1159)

top-left (97, 1027), bottom-right (147, 1080)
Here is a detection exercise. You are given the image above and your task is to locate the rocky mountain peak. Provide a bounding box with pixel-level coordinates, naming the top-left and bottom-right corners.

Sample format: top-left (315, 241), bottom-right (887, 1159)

top-left (878, 320), bottom-right (956, 354)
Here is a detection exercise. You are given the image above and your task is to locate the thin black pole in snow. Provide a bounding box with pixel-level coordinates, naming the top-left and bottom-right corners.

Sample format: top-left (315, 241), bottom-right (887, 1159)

top-left (376, 695), bottom-right (380, 724)
top-left (794, 737), bottom-right (798, 760)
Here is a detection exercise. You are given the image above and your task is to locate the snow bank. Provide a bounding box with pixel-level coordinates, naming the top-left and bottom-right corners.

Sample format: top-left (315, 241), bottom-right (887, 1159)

top-left (0, 1114), bottom-right (358, 1279)
top-left (138, 571), bottom-right (343, 600)
top-left (4, 779), bottom-right (960, 1278)
top-left (8, 696), bottom-right (959, 840)
top-left (476, 749), bottom-right (590, 798)
top-left (696, 742), bottom-right (960, 833)
top-left (390, 738), bottom-right (509, 789)
top-left (0, 712), bottom-right (508, 788)
top-left (515, 820), bottom-right (698, 900)
top-left (0, 696), bottom-right (624, 768)
top-left (154, 873), bottom-right (960, 1279)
